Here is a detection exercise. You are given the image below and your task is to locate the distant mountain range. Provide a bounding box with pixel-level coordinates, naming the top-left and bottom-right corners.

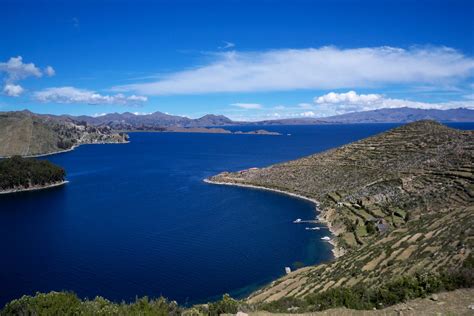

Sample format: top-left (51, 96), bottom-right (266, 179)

top-left (48, 112), bottom-right (235, 130)
top-left (248, 107), bottom-right (474, 125)
top-left (1, 107), bottom-right (472, 138)
top-left (49, 107), bottom-right (473, 129)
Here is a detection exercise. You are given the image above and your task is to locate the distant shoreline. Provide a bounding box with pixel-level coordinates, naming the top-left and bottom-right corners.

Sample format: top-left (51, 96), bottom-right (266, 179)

top-left (0, 180), bottom-right (69, 195)
top-left (203, 178), bottom-right (345, 259)
top-left (0, 141), bottom-right (130, 159)
top-left (119, 129), bottom-right (282, 135)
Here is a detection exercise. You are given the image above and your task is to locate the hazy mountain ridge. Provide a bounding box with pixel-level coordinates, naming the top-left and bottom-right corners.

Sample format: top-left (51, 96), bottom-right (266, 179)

top-left (39, 107), bottom-right (474, 129)
top-left (49, 111), bottom-right (235, 129)
top-left (249, 107), bottom-right (474, 125)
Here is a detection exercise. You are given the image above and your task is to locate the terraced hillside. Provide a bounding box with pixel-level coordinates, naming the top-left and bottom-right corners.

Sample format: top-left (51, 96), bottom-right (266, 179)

top-left (208, 121), bottom-right (473, 303)
top-left (0, 111), bottom-right (128, 157)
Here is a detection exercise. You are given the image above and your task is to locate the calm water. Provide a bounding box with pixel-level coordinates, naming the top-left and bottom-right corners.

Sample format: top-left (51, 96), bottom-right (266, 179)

top-left (1, 123), bottom-right (472, 306)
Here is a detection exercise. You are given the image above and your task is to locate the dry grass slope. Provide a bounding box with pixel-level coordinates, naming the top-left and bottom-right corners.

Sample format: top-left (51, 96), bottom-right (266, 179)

top-left (0, 111), bottom-right (128, 157)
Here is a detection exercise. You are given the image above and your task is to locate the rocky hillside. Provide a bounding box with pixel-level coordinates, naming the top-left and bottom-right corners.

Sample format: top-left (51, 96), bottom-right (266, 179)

top-left (56, 111), bottom-right (235, 129)
top-left (0, 111), bottom-right (128, 157)
top-left (208, 121), bottom-right (473, 303)
top-left (38, 107), bottom-right (474, 131)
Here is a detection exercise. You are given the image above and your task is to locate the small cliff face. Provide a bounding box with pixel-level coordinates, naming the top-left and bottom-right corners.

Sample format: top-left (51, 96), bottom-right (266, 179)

top-left (0, 111), bottom-right (128, 157)
top-left (209, 121), bottom-right (473, 302)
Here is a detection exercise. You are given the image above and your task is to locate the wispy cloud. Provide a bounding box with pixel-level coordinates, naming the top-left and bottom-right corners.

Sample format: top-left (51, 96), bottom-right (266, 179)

top-left (218, 41), bottom-right (235, 50)
top-left (231, 102), bottom-right (262, 109)
top-left (44, 66), bottom-right (55, 77)
top-left (0, 56), bottom-right (55, 97)
top-left (114, 46), bottom-right (474, 95)
top-left (297, 103), bottom-right (312, 109)
top-left (132, 112), bottom-right (152, 115)
top-left (34, 86), bottom-right (147, 106)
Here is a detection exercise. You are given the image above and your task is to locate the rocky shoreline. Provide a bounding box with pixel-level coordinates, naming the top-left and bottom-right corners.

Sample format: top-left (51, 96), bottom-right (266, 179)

top-left (21, 140), bottom-right (131, 158)
top-left (0, 180), bottom-right (69, 195)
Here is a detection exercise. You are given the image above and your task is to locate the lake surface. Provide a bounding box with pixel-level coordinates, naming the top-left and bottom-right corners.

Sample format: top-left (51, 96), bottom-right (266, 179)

top-left (1, 123), bottom-right (472, 306)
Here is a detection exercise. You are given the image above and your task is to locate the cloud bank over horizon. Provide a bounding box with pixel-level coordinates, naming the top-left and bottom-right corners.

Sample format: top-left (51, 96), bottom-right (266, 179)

top-left (34, 87), bottom-right (148, 106)
top-left (312, 90), bottom-right (474, 114)
top-left (114, 46), bottom-right (474, 96)
top-left (223, 90), bottom-right (474, 121)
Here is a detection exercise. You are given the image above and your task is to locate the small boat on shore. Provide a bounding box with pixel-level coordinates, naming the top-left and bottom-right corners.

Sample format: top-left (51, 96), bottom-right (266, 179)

top-left (321, 236), bottom-right (331, 241)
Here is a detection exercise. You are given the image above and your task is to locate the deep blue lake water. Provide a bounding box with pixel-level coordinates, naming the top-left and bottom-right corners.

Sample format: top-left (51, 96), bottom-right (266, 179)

top-left (1, 123), bottom-right (473, 307)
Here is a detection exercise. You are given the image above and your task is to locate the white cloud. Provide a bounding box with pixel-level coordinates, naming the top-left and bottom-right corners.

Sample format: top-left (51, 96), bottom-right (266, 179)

top-left (3, 84), bottom-right (24, 97)
top-left (45, 66), bottom-right (55, 77)
top-left (0, 56), bottom-right (55, 97)
top-left (0, 56), bottom-right (43, 82)
top-left (231, 102), bottom-right (262, 109)
top-left (114, 46), bottom-right (474, 95)
top-left (315, 91), bottom-right (381, 105)
top-left (313, 90), bottom-right (474, 115)
top-left (34, 86), bottom-right (148, 106)
top-left (300, 111), bottom-right (316, 117)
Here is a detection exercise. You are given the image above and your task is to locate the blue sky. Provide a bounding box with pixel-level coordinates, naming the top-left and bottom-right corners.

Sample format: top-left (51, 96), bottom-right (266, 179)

top-left (1, 0), bottom-right (473, 120)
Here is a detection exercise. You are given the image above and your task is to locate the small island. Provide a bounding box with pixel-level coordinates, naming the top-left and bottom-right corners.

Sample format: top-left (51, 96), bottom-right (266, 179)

top-left (0, 156), bottom-right (67, 194)
top-left (121, 126), bottom-right (282, 135)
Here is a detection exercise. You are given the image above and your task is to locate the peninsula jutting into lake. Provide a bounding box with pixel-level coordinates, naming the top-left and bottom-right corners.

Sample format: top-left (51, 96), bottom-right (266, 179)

top-left (207, 120), bottom-right (473, 306)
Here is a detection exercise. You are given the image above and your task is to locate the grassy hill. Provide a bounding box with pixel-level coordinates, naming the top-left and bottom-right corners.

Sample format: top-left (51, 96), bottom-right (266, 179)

top-left (208, 120), bottom-right (473, 307)
top-left (0, 111), bottom-right (128, 157)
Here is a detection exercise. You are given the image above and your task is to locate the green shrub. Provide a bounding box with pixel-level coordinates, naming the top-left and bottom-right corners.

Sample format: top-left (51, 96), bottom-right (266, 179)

top-left (208, 294), bottom-right (239, 315)
top-left (260, 269), bottom-right (474, 313)
top-left (1, 291), bottom-right (81, 315)
top-left (1, 292), bottom-right (181, 316)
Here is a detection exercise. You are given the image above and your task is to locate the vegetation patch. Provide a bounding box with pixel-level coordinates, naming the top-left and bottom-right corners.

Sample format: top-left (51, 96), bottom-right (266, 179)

top-left (0, 156), bottom-right (65, 191)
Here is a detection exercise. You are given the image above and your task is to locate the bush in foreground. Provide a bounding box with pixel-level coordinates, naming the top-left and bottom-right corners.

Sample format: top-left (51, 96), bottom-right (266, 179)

top-left (1, 263), bottom-right (472, 315)
top-left (1, 292), bottom-right (180, 316)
